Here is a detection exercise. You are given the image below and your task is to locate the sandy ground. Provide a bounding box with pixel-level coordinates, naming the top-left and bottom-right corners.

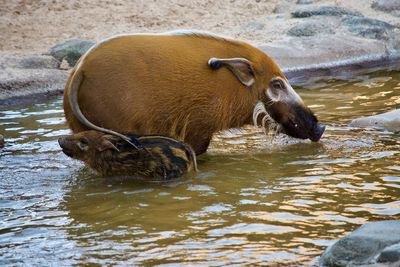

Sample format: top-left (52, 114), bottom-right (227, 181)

top-left (1, 0), bottom-right (400, 103)
top-left (1, 0), bottom-right (399, 55)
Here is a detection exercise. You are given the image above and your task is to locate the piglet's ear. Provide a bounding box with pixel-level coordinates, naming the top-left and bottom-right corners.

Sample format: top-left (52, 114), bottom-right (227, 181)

top-left (208, 57), bottom-right (255, 87)
top-left (97, 140), bottom-right (120, 152)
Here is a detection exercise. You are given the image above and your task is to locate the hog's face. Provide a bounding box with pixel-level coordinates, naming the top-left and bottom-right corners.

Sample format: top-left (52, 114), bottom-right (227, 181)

top-left (208, 57), bottom-right (324, 142)
top-left (255, 77), bottom-right (325, 142)
top-left (58, 131), bottom-right (118, 162)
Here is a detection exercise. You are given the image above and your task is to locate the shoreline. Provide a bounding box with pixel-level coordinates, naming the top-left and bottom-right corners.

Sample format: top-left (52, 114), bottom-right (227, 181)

top-left (2, 0), bottom-right (400, 106)
top-left (283, 52), bottom-right (400, 80)
top-left (1, 48), bottom-right (400, 107)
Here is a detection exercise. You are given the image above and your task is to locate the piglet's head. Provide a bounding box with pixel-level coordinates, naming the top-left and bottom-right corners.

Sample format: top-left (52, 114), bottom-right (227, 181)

top-left (58, 130), bottom-right (119, 161)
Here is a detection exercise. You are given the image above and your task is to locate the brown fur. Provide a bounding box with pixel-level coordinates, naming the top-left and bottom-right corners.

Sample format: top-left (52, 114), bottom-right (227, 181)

top-left (63, 32), bottom-right (294, 155)
top-left (58, 130), bottom-right (197, 180)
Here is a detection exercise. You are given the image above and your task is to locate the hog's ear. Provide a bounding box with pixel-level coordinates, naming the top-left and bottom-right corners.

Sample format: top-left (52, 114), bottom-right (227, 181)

top-left (208, 57), bottom-right (255, 87)
top-left (98, 140), bottom-right (120, 152)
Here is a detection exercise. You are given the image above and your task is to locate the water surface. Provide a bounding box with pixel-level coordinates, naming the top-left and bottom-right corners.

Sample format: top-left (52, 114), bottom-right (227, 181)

top-left (1, 69), bottom-right (399, 265)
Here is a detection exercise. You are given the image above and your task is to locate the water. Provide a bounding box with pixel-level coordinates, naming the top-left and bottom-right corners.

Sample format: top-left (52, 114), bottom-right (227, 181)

top-left (1, 69), bottom-right (399, 266)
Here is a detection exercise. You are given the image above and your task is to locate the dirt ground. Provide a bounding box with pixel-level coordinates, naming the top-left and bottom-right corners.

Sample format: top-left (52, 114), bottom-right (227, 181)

top-left (1, 0), bottom-right (398, 55)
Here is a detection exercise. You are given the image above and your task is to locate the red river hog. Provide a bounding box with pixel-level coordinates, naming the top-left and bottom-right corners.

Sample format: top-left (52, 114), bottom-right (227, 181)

top-left (63, 31), bottom-right (325, 155)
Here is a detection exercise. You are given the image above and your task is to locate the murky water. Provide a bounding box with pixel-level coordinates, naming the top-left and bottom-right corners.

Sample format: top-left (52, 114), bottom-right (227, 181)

top-left (1, 69), bottom-right (399, 266)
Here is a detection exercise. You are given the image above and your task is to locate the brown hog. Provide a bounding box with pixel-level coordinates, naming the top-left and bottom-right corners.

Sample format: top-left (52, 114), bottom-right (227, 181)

top-left (58, 130), bottom-right (197, 180)
top-left (63, 31), bottom-right (325, 155)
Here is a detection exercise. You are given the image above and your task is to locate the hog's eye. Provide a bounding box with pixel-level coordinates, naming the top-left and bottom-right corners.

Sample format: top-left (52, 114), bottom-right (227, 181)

top-left (79, 137), bottom-right (89, 145)
top-left (271, 79), bottom-right (285, 90)
top-left (77, 137), bottom-right (89, 151)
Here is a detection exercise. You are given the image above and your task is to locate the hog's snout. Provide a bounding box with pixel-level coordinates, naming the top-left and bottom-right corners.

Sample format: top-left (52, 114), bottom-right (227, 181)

top-left (58, 137), bottom-right (66, 147)
top-left (310, 124), bottom-right (325, 142)
top-left (58, 137), bottom-right (75, 157)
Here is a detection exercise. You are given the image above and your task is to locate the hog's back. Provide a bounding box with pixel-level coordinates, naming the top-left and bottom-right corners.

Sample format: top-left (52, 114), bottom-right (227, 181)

top-left (63, 34), bottom-right (263, 153)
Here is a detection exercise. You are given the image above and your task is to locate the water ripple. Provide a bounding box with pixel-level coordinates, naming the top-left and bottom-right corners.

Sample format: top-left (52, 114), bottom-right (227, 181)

top-left (1, 71), bottom-right (400, 265)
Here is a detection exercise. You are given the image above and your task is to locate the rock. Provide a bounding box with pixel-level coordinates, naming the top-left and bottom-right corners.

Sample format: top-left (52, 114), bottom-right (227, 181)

top-left (49, 39), bottom-right (94, 67)
top-left (291, 6), bottom-right (362, 18)
top-left (0, 65), bottom-right (68, 101)
top-left (242, 21), bottom-right (265, 31)
top-left (59, 59), bottom-right (70, 70)
top-left (0, 134), bottom-right (4, 148)
top-left (287, 21), bottom-right (334, 37)
top-left (372, 0), bottom-right (400, 13)
top-left (349, 109), bottom-right (400, 132)
top-left (19, 55), bottom-right (60, 69)
top-left (258, 34), bottom-right (389, 70)
top-left (372, 0), bottom-right (400, 18)
top-left (0, 54), bottom-right (69, 101)
top-left (320, 220), bottom-right (400, 266)
top-left (0, 55), bottom-right (60, 69)
top-left (377, 243), bottom-right (400, 263)
top-left (273, 3), bottom-right (288, 14)
top-left (342, 16), bottom-right (397, 40)
top-left (296, 0), bottom-right (315, 4)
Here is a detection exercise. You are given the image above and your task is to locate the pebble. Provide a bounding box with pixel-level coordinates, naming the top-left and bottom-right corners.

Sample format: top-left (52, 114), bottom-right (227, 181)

top-left (342, 16), bottom-right (397, 39)
top-left (242, 21), bottom-right (265, 31)
top-left (296, 0), bottom-right (315, 4)
top-left (372, 0), bottom-right (400, 13)
top-left (287, 21), bottom-right (334, 37)
top-left (291, 5), bottom-right (362, 18)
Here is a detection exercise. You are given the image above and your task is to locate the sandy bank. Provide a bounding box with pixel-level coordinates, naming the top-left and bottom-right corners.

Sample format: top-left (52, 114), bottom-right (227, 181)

top-left (1, 0), bottom-right (400, 104)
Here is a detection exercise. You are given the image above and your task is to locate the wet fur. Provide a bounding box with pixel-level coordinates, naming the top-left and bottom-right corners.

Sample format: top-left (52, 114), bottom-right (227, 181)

top-left (59, 131), bottom-right (197, 180)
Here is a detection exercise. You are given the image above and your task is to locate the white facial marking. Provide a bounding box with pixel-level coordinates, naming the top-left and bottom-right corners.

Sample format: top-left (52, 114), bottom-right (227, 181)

top-left (266, 77), bottom-right (304, 105)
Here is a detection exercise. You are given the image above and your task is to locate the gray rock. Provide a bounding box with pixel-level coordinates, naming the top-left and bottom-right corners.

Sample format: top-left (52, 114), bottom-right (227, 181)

top-left (242, 21), bottom-right (265, 31)
top-left (49, 39), bottom-right (94, 67)
top-left (291, 6), bottom-right (362, 18)
top-left (377, 243), bottom-right (400, 263)
top-left (349, 109), bottom-right (400, 132)
top-left (0, 66), bottom-right (68, 101)
top-left (372, 0), bottom-right (400, 13)
top-left (342, 16), bottom-right (397, 40)
top-left (19, 55), bottom-right (60, 69)
top-left (287, 21), bottom-right (334, 37)
top-left (297, 0), bottom-right (315, 4)
top-left (0, 55), bottom-right (60, 69)
top-left (0, 54), bottom-right (69, 101)
top-left (259, 33), bottom-right (390, 70)
top-left (273, 3), bottom-right (288, 14)
top-left (320, 220), bottom-right (400, 266)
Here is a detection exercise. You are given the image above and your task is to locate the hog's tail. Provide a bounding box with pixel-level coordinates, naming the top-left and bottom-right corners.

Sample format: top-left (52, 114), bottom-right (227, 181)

top-left (68, 67), bottom-right (144, 149)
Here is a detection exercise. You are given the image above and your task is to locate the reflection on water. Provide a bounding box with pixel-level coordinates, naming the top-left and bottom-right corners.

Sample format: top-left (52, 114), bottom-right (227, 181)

top-left (0, 69), bottom-right (400, 265)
